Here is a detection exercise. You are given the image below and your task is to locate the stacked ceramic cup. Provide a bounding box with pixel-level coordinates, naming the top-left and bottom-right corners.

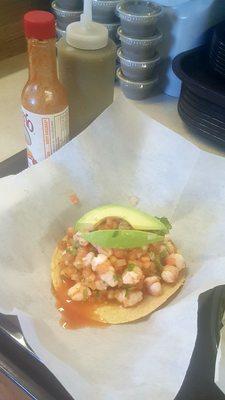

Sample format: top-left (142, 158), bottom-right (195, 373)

top-left (52, 0), bottom-right (83, 39)
top-left (116, 0), bottom-right (162, 100)
top-left (92, 0), bottom-right (121, 47)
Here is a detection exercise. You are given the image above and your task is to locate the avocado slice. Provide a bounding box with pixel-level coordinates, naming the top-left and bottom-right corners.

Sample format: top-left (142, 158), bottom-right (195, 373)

top-left (82, 230), bottom-right (164, 249)
top-left (75, 204), bottom-right (168, 232)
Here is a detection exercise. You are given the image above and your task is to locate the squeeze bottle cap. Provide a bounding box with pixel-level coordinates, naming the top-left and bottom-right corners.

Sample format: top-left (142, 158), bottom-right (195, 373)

top-left (66, 0), bottom-right (108, 50)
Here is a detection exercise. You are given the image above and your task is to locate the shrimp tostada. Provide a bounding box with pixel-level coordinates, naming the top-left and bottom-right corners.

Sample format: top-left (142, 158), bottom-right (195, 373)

top-left (51, 205), bottom-right (186, 328)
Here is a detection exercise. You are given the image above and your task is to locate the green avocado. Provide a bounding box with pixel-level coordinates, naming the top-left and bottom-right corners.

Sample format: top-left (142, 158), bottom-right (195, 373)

top-left (75, 204), bottom-right (168, 232)
top-left (82, 230), bottom-right (164, 249)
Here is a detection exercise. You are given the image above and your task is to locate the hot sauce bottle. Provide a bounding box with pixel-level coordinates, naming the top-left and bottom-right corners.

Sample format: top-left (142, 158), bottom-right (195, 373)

top-left (22, 11), bottom-right (69, 167)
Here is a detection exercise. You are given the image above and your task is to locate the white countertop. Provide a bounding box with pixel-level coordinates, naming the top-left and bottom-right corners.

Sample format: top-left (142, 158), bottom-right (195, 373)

top-left (0, 54), bottom-right (28, 162)
top-left (0, 53), bottom-right (224, 163)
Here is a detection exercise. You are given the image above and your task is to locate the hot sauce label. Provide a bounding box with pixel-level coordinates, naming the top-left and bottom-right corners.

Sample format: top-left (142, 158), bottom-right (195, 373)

top-left (22, 107), bottom-right (69, 167)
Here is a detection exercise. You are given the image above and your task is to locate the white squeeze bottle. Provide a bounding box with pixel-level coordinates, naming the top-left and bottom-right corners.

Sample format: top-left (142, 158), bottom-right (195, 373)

top-left (57, 0), bottom-right (116, 137)
top-left (22, 11), bottom-right (69, 166)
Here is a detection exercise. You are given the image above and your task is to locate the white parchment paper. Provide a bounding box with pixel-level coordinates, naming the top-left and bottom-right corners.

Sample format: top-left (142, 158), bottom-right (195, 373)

top-left (0, 93), bottom-right (224, 399)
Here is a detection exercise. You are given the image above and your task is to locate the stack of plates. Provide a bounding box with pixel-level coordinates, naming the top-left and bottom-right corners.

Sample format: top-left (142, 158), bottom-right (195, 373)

top-left (209, 24), bottom-right (225, 79)
top-left (178, 86), bottom-right (225, 145)
top-left (173, 46), bottom-right (225, 145)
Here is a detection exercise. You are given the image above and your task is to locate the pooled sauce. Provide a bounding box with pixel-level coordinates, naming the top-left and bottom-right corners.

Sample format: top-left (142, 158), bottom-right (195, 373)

top-left (54, 280), bottom-right (108, 329)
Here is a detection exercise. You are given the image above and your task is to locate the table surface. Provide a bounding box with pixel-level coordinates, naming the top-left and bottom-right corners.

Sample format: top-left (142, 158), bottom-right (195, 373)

top-left (1, 54), bottom-right (225, 165)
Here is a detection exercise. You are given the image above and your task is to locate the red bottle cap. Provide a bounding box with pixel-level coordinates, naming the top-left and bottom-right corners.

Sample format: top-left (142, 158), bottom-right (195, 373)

top-left (24, 11), bottom-right (55, 40)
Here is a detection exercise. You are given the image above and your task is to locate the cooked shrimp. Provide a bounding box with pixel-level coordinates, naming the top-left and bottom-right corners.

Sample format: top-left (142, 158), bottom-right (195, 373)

top-left (122, 266), bottom-right (143, 285)
top-left (115, 289), bottom-right (143, 307)
top-left (144, 276), bottom-right (162, 296)
top-left (91, 254), bottom-right (108, 271)
top-left (144, 275), bottom-right (160, 285)
top-left (161, 265), bottom-right (179, 283)
top-left (125, 291), bottom-right (143, 307)
top-left (114, 289), bottom-right (126, 303)
top-left (166, 253), bottom-right (185, 271)
top-left (82, 252), bottom-right (95, 267)
top-left (67, 283), bottom-right (91, 301)
top-left (98, 265), bottom-right (118, 287)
